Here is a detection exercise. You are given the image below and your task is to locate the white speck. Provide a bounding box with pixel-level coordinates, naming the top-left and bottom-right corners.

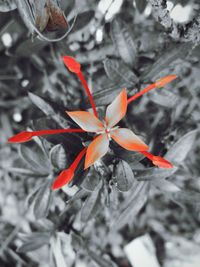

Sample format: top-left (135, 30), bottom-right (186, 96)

top-left (13, 113), bottom-right (22, 122)
top-left (96, 28), bottom-right (103, 43)
top-left (98, 0), bottom-right (123, 21)
top-left (167, 1), bottom-right (174, 12)
top-left (1, 33), bottom-right (12, 47)
top-left (144, 4), bottom-right (152, 17)
top-left (170, 4), bottom-right (193, 23)
top-left (98, 0), bottom-right (113, 14)
top-left (21, 79), bottom-right (29, 88)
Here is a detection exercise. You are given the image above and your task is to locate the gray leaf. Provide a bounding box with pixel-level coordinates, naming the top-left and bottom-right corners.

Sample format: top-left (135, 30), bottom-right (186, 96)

top-left (152, 178), bottom-right (181, 193)
top-left (112, 182), bottom-right (149, 231)
top-left (81, 180), bottom-right (103, 222)
top-left (49, 144), bottom-right (67, 170)
top-left (135, 167), bottom-right (178, 181)
top-left (135, 0), bottom-right (147, 13)
top-left (104, 58), bottom-right (138, 86)
top-left (29, 92), bottom-right (69, 128)
top-left (19, 144), bottom-right (50, 175)
top-left (87, 249), bottom-right (117, 267)
top-left (33, 180), bottom-right (53, 219)
top-left (141, 42), bottom-right (191, 81)
top-left (0, 0), bottom-right (16, 12)
top-left (111, 18), bottom-right (137, 67)
top-left (17, 232), bottom-right (50, 253)
top-left (113, 160), bottom-right (134, 192)
top-left (165, 130), bottom-right (198, 164)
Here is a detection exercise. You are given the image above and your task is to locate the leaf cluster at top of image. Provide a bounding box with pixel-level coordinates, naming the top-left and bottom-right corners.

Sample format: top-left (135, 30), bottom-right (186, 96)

top-left (8, 56), bottom-right (177, 190)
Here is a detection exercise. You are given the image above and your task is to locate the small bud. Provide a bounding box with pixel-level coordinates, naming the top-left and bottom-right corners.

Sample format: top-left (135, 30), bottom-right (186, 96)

top-left (155, 75), bottom-right (177, 88)
top-left (152, 156), bottom-right (173, 168)
top-left (52, 168), bottom-right (74, 190)
top-left (8, 131), bottom-right (33, 143)
top-left (62, 56), bottom-right (81, 74)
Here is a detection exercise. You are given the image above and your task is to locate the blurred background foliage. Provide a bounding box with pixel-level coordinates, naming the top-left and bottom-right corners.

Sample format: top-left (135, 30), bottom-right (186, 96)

top-left (1, 0), bottom-right (200, 267)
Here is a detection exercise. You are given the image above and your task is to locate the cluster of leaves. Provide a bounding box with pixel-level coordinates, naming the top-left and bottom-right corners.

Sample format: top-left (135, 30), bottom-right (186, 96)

top-left (1, 0), bottom-right (200, 267)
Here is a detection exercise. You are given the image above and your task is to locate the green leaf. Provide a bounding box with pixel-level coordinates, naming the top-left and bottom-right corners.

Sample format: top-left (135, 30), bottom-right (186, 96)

top-left (49, 144), bottom-right (68, 170)
top-left (111, 18), bottom-right (137, 67)
top-left (0, 0), bottom-right (16, 12)
top-left (165, 130), bottom-right (198, 165)
top-left (113, 160), bottom-right (134, 192)
top-left (135, 167), bottom-right (178, 181)
top-left (33, 180), bottom-right (53, 219)
top-left (81, 180), bottom-right (103, 222)
top-left (17, 232), bottom-right (50, 253)
top-left (104, 58), bottom-right (138, 86)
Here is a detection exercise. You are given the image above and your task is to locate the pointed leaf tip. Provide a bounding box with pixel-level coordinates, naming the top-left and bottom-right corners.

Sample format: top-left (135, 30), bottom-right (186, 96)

top-left (8, 131), bottom-right (33, 143)
top-left (62, 56), bottom-right (81, 74)
top-left (152, 156), bottom-right (173, 169)
top-left (155, 75), bottom-right (177, 88)
top-left (52, 168), bottom-right (74, 190)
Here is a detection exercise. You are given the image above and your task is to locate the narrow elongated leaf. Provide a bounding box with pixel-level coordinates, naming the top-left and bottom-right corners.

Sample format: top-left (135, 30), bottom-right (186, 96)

top-left (51, 235), bottom-right (67, 267)
top-left (111, 18), bottom-right (137, 67)
top-left (28, 92), bottom-right (69, 128)
top-left (141, 42), bottom-right (191, 81)
top-left (112, 182), bottom-right (149, 231)
top-left (0, 0), bottom-right (16, 12)
top-left (165, 130), bottom-right (197, 164)
top-left (148, 89), bottom-right (179, 108)
top-left (81, 180), bottom-right (103, 222)
top-left (33, 180), bottom-right (53, 219)
top-left (135, 167), bottom-right (177, 181)
top-left (152, 178), bottom-right (181, 193)
top-left (113, 160), bottom-right (134, 192)
top-left (171, 190), bottom-right (200, 204)
top-left (17, 232), bottom-right (50, 253)
top-left (49, 144), bottom-right (67, 170)
top-left (104, 58), bottom-right (138, 85)
top-left (19, 144), bottom-right (50, 175)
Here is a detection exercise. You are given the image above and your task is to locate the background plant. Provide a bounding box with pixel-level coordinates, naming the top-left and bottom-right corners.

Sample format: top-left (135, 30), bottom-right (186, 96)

top-left (0, 1), bottom-right (200, 267)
